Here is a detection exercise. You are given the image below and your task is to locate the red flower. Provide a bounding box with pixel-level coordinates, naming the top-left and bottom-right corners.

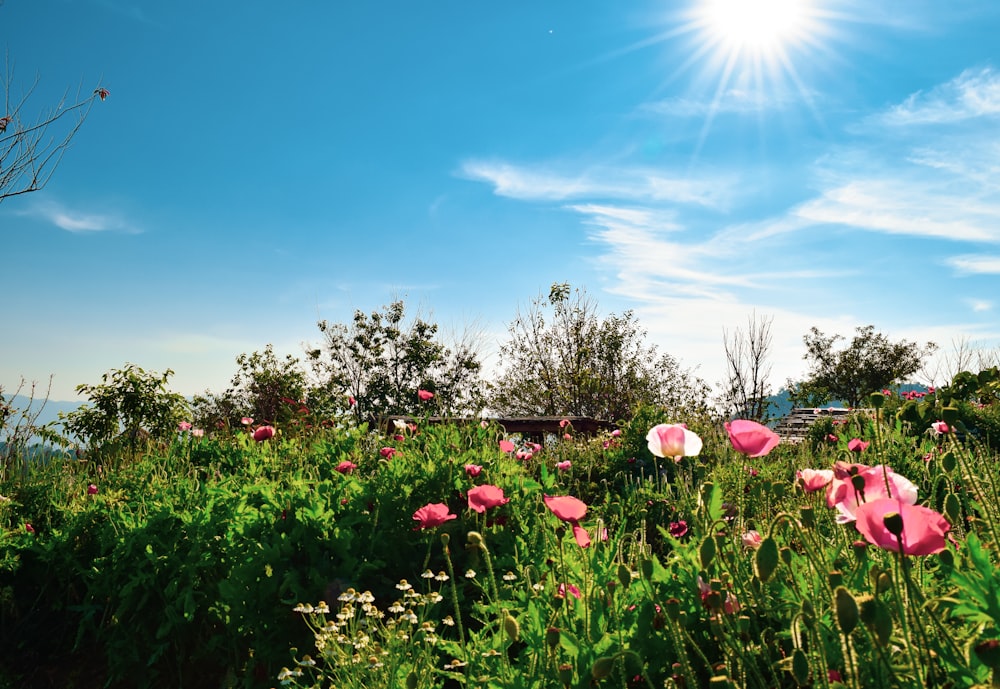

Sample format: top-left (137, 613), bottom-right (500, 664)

top-left (418, 389), bottom-right (434, 401)
top-left (725, 419), bottom-right (780, 457)
top-left (335, 460), bottom-right (357, 475)
top-left (847, 438), bottom-right (869, 453)
top-left (253, 426), bottom-right (276, 442)
top-left (25, 522), bottom-right (35, 534)
top-left (668, 520), bottom-right (688, 538)
top-left (379, 447), bottom-right (397, 459)
top-left (543, 494), bottom-right (590, 548)
top-left (467, 485), bottom-right (510, 514)
top-left (413, 503), bottom-right (457, 529)
top-left (87, 484), bottom-right (99, 495)
top-left (499, 440), bottom-right (516, 453)
top-left (854, 498), bottom-right (949, 556)
top-left (465, 464), bottom-right (483, 477)
top-left (559, 419), bottom-right (570, 428)
top-left (931, 421), bottom-right (950, 435)
top-left (348, 396), bottom-right (356, 407)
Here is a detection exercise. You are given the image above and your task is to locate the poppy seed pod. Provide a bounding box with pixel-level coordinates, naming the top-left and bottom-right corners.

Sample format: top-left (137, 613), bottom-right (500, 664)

top-left (834, 586), bottom-right (859, 635)
top-left (591, 656), bottom-right (615, 680)
top-left (754, 536), bottom-right (780, 582)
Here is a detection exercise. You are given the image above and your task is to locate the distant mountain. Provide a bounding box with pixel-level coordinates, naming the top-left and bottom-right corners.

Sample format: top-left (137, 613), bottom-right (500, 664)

top-left (2, 395), bottom-right (82, 435)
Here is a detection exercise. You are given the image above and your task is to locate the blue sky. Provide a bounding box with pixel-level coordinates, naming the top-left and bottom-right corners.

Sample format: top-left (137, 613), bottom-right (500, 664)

top-left (3, 0), bottom-right (999, 402)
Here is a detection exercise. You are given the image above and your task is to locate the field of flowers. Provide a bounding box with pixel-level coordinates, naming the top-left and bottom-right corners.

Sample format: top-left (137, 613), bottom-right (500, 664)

top-left (2, 382), bottom-right (1000, 689)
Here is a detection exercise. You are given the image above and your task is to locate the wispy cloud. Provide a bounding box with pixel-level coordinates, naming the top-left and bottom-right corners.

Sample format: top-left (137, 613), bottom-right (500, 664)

top-left (946, 255), bottom-right (1000, 275)
top-left (21, 200), bottom-right (141, 234)
top-left (460, 160), bottom-right (730, 208)
top-left (968, 299), bottom-right (994, 312)
top-left (640, 87), bottom-right (799, 117)
top-left (876, 67), bottom-right (1000, 126)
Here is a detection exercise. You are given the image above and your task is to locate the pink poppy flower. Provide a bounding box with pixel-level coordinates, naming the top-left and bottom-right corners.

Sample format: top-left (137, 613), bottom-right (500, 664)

top-left (796, 468), bottom-right (834, 493)
top-left (646, 423), bottom-right (702, 461)
top-left (562, 433), bottom-right (572, 440)
top-left (379, 447), bottom-right (397, 459)
top-left (412, 503), bottom-right (457, 529)
top-left (418, 389), bottom-right (434, 401)
top-left (611, 429), bottom-right (621, 437)
top-left (557, 583), bottom-right (582, 599)
top-left (559, 419), bottom-right (570, 428)
top-left (931, 421), bottom-right (950, 435)
top-left (191, 428), bottom-right (205, 438)
top-left (516, 450), bottom-right (533, 461)
top-left (335, 460), bottom-right (357, 475)
top-left (240, 417), bottom-right (253, 426)
top-left (25, 522), bottom-right (35, 534)
top-left (741, 530), bottom-right (763, 549)
top-left (826, 434), bottom-right (838, 442)
top-left (725, 420), bottom-right (780, 458)
top-left (465, 464), bottom-right (483, 477)
top-left (826, 464), bottom-right (918, 523)
top-left (543, 494), bottom-right (590, 548)
top-left (499, 440), bottom-right (516, 453)
top-left (87, 484), bottom-right (99, 495)
top-left (854, 498), bottom-right (949, 556)
top-left (348, 396), bottom-right (356, 407)
top-left (555, 460), bottom-right (572, 471)
top-left (668, 520), bottom-right (688, 538)
top-left (467, 485), bottom-right (510, 514)
top-left (847, 438), bottom-right (869, 453)
top-left (253, 426), bottom-right (275, 442)
top-left (178, 421), bottom-right (192, 432)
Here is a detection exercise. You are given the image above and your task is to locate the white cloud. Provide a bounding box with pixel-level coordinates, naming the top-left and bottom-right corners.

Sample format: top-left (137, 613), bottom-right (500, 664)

top-left (460, 160), bottom-right (730, 208)
top-left (946, 255), bottom-right (1000, 275)
top-left (878, 67), bottom-right (1000, 126)
top-left (21, 200), bottom-right (141, 234)
top-left (968, 299), bottom-right (993, 313)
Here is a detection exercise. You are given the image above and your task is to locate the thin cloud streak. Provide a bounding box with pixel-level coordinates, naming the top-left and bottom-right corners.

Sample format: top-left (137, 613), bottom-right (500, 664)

top-left (946, 255), bottom-right (1000, 275)
top-left (460, 160), bottom-right (730, 208)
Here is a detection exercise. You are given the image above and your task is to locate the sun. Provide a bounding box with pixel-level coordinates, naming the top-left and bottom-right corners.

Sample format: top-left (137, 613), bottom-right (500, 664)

top-left (700, 0), bottom-right (809, 55)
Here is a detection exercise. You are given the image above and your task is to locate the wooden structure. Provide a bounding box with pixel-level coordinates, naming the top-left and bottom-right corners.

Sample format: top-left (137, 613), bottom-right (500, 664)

top-left (772, 407), bottom-right (852, 443)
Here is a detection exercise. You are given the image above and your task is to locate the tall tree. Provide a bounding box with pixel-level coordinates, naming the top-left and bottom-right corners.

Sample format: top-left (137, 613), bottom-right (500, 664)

top-left (489, 283), bottom-right (708, 422)
top-left (308, 300), bottom-right (485, 422)
top-left (720, 312), bottom-right (774, 421)
top-left (790, 325), bottom-right (936, 408)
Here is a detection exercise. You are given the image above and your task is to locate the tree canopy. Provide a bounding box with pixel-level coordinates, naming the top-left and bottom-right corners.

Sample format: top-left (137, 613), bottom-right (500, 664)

top-left (790, 325), bottom-right (936, 408)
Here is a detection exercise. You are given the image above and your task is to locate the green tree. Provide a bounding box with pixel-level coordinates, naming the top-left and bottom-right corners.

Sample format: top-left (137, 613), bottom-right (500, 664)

top-left (60, 364), bottom-right (189, 457)
top-left (308, 300), bottom-right (485, 422)
top-left (489, 283), bottom-right (709, 422)
top-left (192, 344), bottom-right (309, 430)
top-left (789, 325), bottom-right (936, 408)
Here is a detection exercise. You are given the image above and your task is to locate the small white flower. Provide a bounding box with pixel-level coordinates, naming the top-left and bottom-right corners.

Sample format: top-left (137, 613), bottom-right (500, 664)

top-left (421, 569), bottom-right (435, 579)
top-left (465, 569), bottom-right (477, 578)
top-left (502, 571), bottom-right (517, 581)
top-left (434, 571), bottom-right (449, 582)
top-left (396, 580), bottom-right (413, 591)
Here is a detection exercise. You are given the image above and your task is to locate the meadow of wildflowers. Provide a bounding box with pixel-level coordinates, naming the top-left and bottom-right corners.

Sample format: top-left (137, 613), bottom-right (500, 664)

top-left (1, 376), bottom-right (1000, 689)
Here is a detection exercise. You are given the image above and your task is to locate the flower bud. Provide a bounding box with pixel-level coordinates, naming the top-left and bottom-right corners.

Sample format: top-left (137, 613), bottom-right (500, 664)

top-left (440, 533), bottom-right (450, 547)
top-left (617, 563), bottom-right (632, 590)
top-left (546, 626), bottom-right (561, 651)
top-left (941, 450), bottom-right (957, 473)
top-left (467, 531), bottom-right (484, 547)
top-left (406, 671), bottom-right (419, 689)
top-left (558, 663), bottom-right (574, 687)
top-left (869, 392), bottom-right (885, 409)
top-left (852, 540), bottom-right (868, 562)
top-left (942, 406), bottom-right (959, 425)
top-left (791, 648), bottom-right (810, 686)
top-left (944, 493), bottom-right (961, 524)
top-left (639, 556), bottom-right (654, 581)
top-left (503, 613), bottom-right (520, 642)
top-left (828, 570), bottom-right (843, 589)
top-left (591, 656), bottom-right (615, 680)
top-left (754, 536), bottom-right (780, 583)
top-left (834, 586), bottom-right (859, 635)
top-left (700, 535), bottom-right (717, 569)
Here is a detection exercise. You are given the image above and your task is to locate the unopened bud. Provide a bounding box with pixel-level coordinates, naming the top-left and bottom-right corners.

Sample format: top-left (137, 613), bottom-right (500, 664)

top-left (942, 406), bottom-right (959, 425)
top-left (700, 535), bottom-right (717, 569)
top-left (834, 586), bottom-right (859, 635)
top-left (755, 536), bottom-right (780, 582)
top-left (503, 613), bottom-right (520, 642)
top-left (558, 663), bottom-right (574, 687)
top-left (799, 505), bottom-right (815, 529)
top-left (467, 531), bottom-right (484, 547)
top-left (791, 648), bottom-right (810, 686)
top-left (869, 392), bottom-right (885, 409)
top-left (546, 626), bottom-right (561, 651)
top-left (943, 493), bottom-right (961, 525)
top-left (617, 563), bottom-right (632, 589)
top-left (440, 533), bottom-right (450, 547)
top-left (406, 670), bottom-right (419, 689)
top-left (591, 656), bottom-right (615, 680)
